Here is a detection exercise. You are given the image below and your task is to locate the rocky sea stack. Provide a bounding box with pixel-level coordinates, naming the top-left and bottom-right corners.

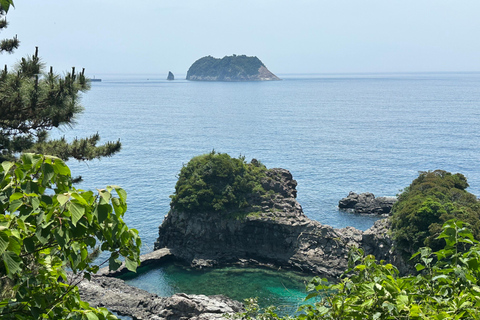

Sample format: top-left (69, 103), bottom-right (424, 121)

top-left (186, 55), bottom-right (280, 81)
top-left (154, 153), bottom-right (408, 279)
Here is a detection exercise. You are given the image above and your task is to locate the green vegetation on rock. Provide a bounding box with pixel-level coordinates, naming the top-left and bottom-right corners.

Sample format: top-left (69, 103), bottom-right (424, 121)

top-left (391, 170), bottom-right (480, 257)
top-left (186, 55), bottom-right (279, 81)
top-left (170, 151), bottom-right (268, 214)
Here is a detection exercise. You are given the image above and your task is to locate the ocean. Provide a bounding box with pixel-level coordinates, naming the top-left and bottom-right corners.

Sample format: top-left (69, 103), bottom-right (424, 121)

top-left (53, 72), bottom-right (480, 313)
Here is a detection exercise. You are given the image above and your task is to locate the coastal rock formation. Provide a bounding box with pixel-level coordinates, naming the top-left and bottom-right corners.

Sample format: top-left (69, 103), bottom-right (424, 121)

top-left (338, 192), bottom-right (397, 215)
top-left (186, 55), bottom-right (280, 81)
top-left (155, 168), bottom-right (403, 279)
top-left (77, 274), bottom-right (243, 320)
top-left (167, 71), bottom-right (174, 80)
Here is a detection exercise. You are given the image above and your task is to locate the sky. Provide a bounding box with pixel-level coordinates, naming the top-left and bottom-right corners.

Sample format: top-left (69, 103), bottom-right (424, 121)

top-left (2, 0), bottom-right (480, 76)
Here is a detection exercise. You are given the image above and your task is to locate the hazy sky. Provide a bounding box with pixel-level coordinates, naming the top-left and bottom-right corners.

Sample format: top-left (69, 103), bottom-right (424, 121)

top-left (2, 0), bottom-right (480, 76)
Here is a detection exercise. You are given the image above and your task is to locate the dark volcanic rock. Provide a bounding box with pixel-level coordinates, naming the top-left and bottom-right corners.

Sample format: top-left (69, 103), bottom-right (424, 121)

top-left (155, 168), bottom-right (403, 279)
top-left (167, 71), bottom-right (174, 81)
top-left (338, 192), bottom-right (397, 215)
top-left (77, 274), bottom-right (243, 320)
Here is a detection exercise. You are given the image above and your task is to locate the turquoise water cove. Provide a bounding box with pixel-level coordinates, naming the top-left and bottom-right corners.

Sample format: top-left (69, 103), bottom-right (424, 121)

top-left (53, 73), bottom-right (480, 311)
top-left (121, 263), bottom-right (311, 314)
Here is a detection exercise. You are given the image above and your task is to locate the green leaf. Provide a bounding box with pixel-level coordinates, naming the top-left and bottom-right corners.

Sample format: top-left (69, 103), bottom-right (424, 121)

top-left (1, 161), bottom-right (14, 175)
top-left (68, 201), bottom-right (85, 226)
top-left (108, 256), bottom-right (122, 271)
top-left (52, 159), bottom-right (71, 176)
top-left (8, 199), bottom-right (22, 213)
top-left (415, 263), bottom-right (425, 272)
top-left (112, 186), bottom-right (127, 203)
top-left (42, 163), bottom-right (55, 184)
top-left (57, 193), bottom-right (71, 206)
top-left (2, 251), bottom-right (22, 276)
top-left (7, 236), bottom-right (21, 255)
top-left (71, 192), bottom-right (89, 206)
top-left (84, 311), bottom-right (99, 320)
top-left (9, 192), bottom-right (23, 201)
top-left (0, 231), bottom-right (9, 255)
top-left (94, 204), bottom-right (110, 223)
top-left (125, 257), bottom-right (137, 272)
top-left (23, 236), bottom-right (35, 253)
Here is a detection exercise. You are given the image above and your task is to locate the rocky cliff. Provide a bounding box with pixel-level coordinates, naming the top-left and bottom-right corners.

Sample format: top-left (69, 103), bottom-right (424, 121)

top-left (186, 55), bottom-right (280, 81)
top-left (155, 168), bottom-right (407, 279)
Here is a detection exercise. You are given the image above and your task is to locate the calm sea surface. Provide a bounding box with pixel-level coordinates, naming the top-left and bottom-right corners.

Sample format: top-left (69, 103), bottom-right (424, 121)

top-left (53, 73), bottom-right (480, 313)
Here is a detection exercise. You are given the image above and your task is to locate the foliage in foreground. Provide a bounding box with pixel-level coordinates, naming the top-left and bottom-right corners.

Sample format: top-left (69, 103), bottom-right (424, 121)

top-left (0, 2), bottom-right (121, 162)
top-left (391, 170), bottom-right (480, 257)
top-left (234, 220), bottom-right (480, 320)
top-left (0, 154), bottom-right (141, 319)
top-left (170, 151), bottom-right (268, 214)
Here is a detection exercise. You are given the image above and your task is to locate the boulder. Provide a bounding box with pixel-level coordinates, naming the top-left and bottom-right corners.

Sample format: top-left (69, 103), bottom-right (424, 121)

top-left (338, 192), bottom-right (397, 214)
top-left (167, 71), bottom-right (175, 81)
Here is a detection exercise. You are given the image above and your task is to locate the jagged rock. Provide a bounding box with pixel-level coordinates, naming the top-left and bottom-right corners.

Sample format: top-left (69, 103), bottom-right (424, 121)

top-left (167, 71), bottom-right (174, 81)
top-left (76, 274), bottom-right (243, 320)
top-left (155, 168), bottom-right (404, 279)
top-left (362, 219), bottom-right (413, 275)
top-left (338, 192), bottom-right (397, 214)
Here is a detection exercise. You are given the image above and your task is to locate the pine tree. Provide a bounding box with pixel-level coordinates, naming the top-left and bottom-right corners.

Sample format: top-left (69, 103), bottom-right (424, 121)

top-left (0, 1), bottom-right (121, 162)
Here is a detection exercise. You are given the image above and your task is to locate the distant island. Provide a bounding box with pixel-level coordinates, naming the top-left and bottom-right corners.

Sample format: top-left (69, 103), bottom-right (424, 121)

top-left (186, 55), bottom-right (280, 81)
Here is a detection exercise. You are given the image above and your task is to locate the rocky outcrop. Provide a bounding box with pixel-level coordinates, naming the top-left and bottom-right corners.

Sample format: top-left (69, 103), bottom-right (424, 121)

top-left (167, 71), bottom-right (174, 81)
top-left (97, 248), bottom-right (173, 277)
top-left (155, 168), bottom-right (404, 279)
top-left (338, 192), bottom-right (397, 215)
top-left (186, 55), bottom-right (280, 81)
top-left (77, 274), bottom-right (243, 320)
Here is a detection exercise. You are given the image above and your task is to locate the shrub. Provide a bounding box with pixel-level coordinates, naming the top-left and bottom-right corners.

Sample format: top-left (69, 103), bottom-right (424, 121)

top-left (391, 170), bottom-right (480, 257)
top-left (170, 151), bottom-right (267, 213)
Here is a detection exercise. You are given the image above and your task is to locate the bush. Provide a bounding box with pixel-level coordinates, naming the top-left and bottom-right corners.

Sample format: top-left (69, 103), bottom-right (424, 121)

top-left (391, 170), bottom-right (480, 257)
top-left (170, 151), bottom-right (267, 214)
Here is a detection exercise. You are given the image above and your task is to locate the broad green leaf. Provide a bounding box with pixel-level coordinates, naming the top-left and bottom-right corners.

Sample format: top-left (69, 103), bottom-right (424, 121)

top-left (23, 236), bottom-right (35, 253)
top-left (9, 192), bottom-right (24, 201)
top-left (108, 256), bottom-right (122, 271)
top-left (85, 311), bottom-right (99, 320)
top-left (125, 257), bottom-right (137, 272)
top-left (1, 161), bottom-right (14, 175)
top-left (68, 202), bottom-right (85, 226)
top-left (57, 193), bottom-right (71, 206)
top-left (98, 189), bottom-right (111, 203)
top-left (94, 204), bottom-right (110, 223)
top-left (71, 192), bottom-right (89, 206)
top-left (2, 251), bottom-right (22, 276)
top-left (0, 231), bottom-right (9, 255)
top-left (7, 236), bottom-right (21, 255)
top-left (52, 159), bottom-right (71, 176)
top-left (30, 196), bottom-right (40, 210)
top-left (41, 163), bottom-right (55, 185)
top-left (415, 263), bottom-right (425, 272)
top-left (113, 186), bottom-right (127, 203)
top-left (8, 199), bottom-right (22, 213)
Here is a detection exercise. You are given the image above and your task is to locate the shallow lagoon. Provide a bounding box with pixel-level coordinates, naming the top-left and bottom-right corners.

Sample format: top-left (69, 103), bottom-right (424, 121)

top-left (121, 262), bottom-right (313, 315)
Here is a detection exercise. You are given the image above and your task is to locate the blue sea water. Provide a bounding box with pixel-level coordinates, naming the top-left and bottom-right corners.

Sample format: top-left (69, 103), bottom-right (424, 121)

top-left (53, 72), bottom-right (480, 313)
